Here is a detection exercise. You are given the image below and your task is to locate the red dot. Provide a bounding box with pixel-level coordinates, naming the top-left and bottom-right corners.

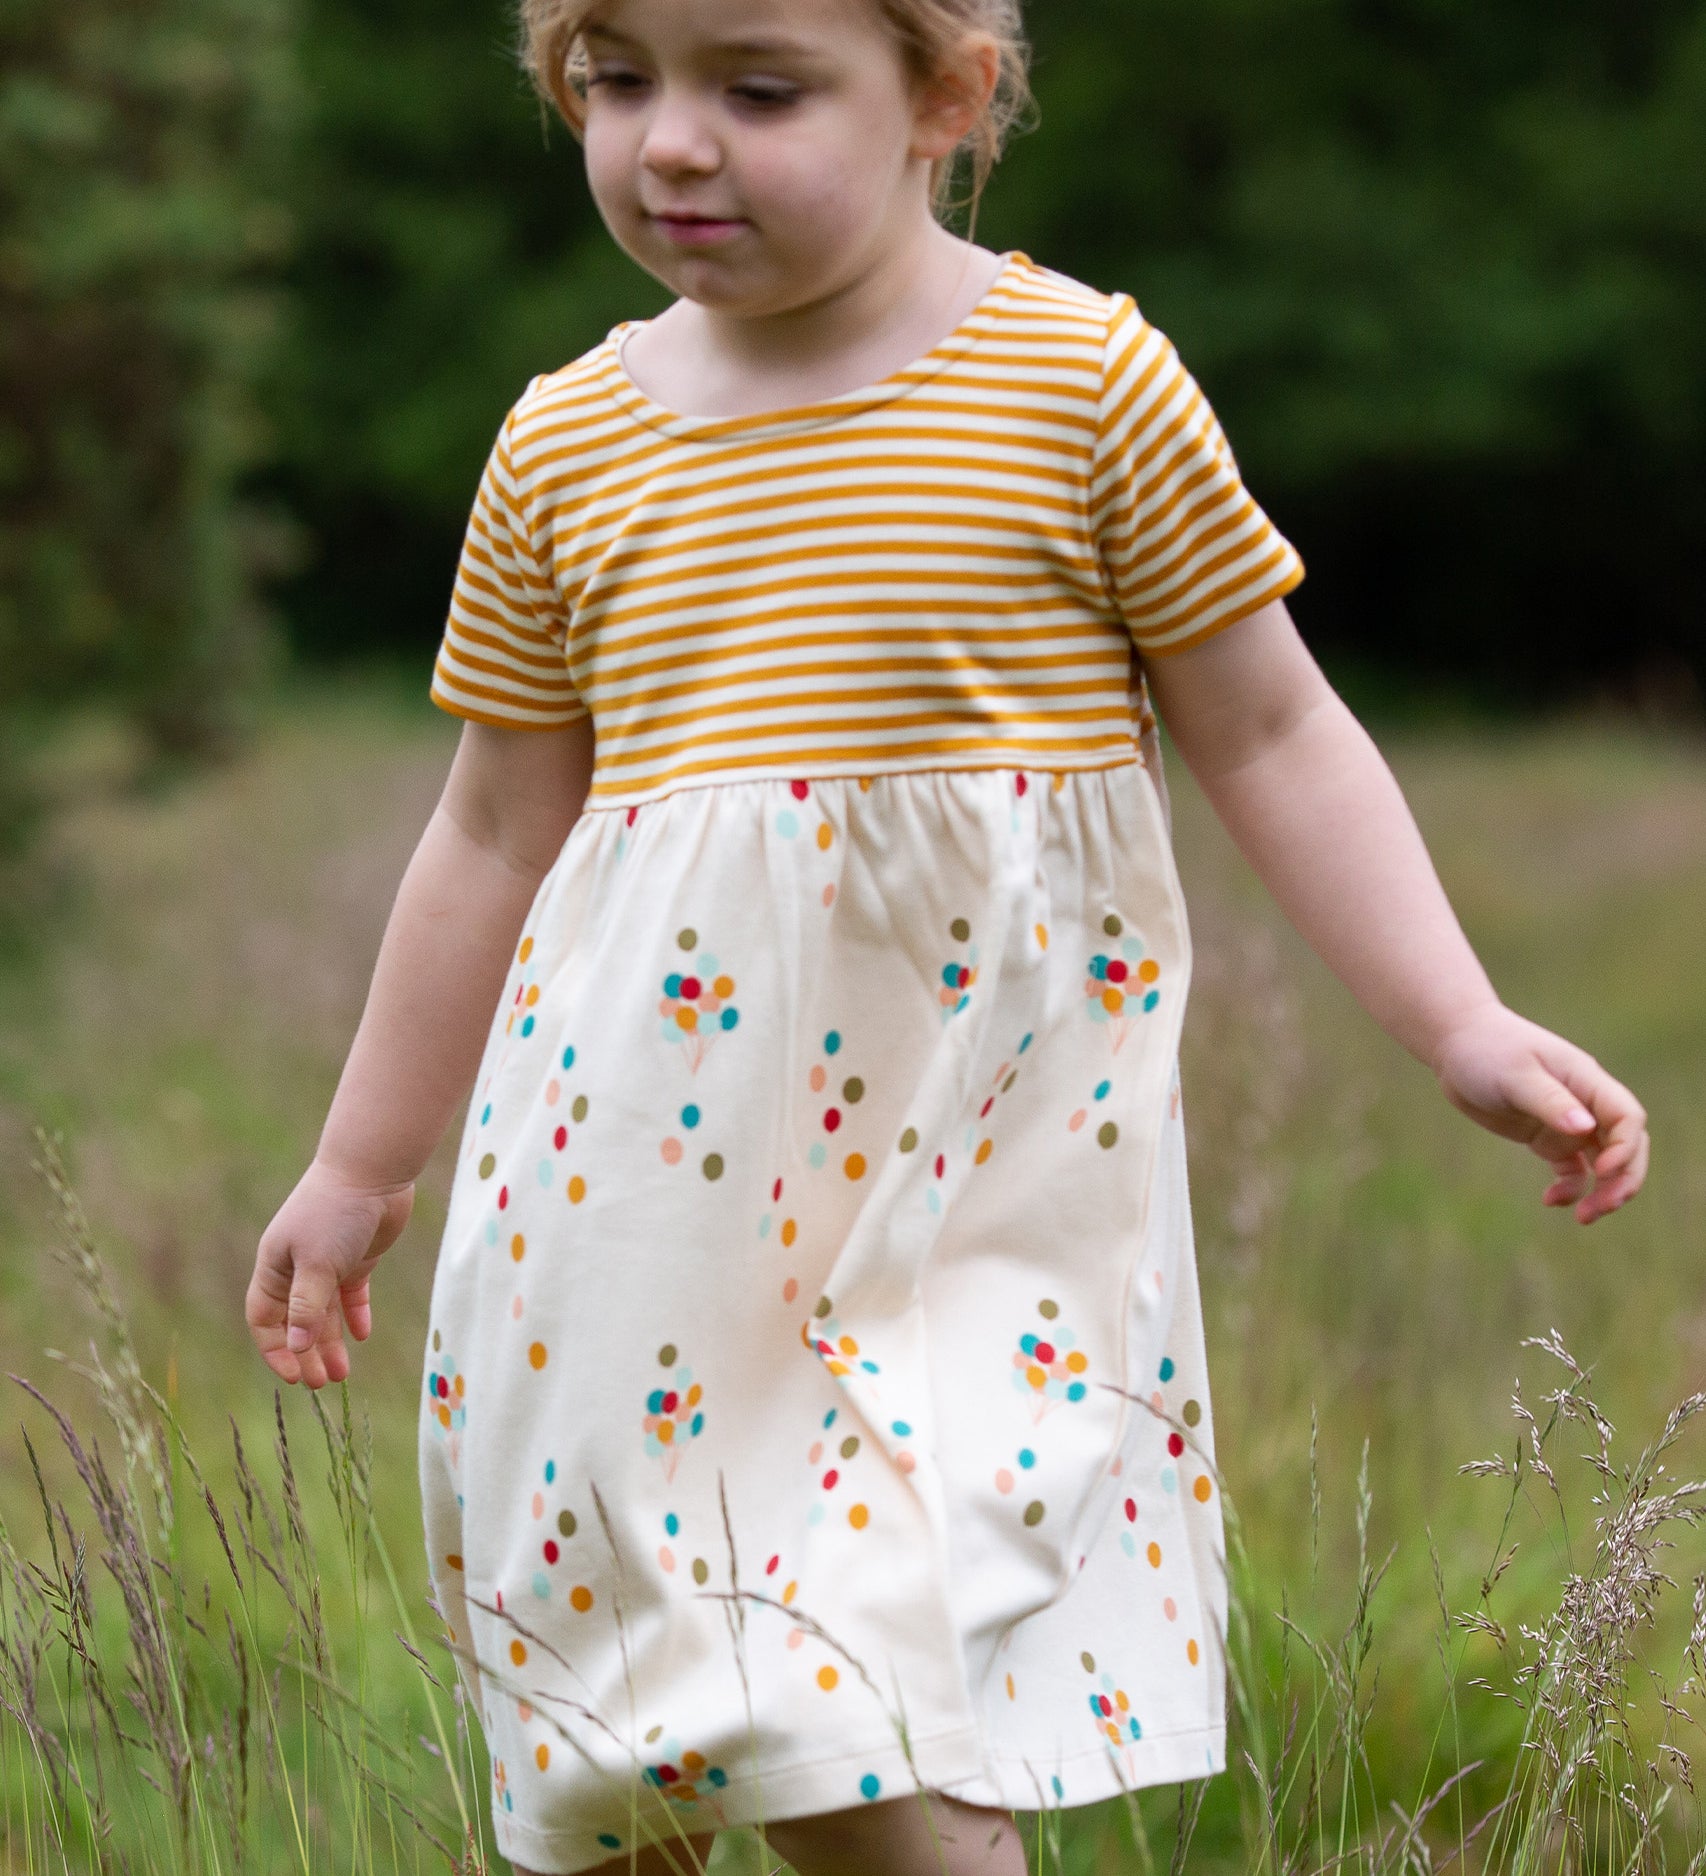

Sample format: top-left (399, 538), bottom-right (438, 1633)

top-left (791, 780), bottom-right (810, 800)
top-left (436, 1375), bottom-right (448, 1398)
top-left (1034, 1342), bottom-right (1055, 1365)
top-left (663, 1391), bottom-right (679, 1413)
top-left (934, 1155), bottom-right (945, 1178)
top-left (1168, 1432), bottom-right (1185, 1457)
top-left (956, 967), bottom-right (970, 987)
top-left (824, 1108), bottom-right (841, 1133)
top-left (627, 807), bottom-right (638, 826)
top-left (1107, 960), bottom-right (1128, 983)
top-left (514, 986), bottom-right (524, 1005)
top-left (1124, 1498), bottom-right (1137, 1522)
top-left (816, 1339), bottom-right (833, 1356)
top-left (766, 1554), bottom-right (780, 1575)
top-left (544, 1540), bottom-right (559, 1564)
top-left (823, 1469), bottom-right (839, 1490)
top-left (554, 1126), bottom-right (567, 1150)
top-left (495, 1588), bottom-right (504, 1611)
top-left (680, 976), bottom-right (701, 1000)
top-left (1098, 1694), bottom-right (1112, 1716)
top-left (656, 1763), bottom-right (678, 1785)
top-left (980, 1097), bottom-right (995, 1117)
top-left (498, 1186), bottom-right (509, 1210)
top-left (1016, 773), bottom-right (1029, 795)
top-left (773, 1179), bottom-right (783, 1201)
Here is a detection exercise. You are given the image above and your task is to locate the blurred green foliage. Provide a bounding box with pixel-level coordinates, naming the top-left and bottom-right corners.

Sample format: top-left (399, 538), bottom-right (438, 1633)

top-left (5, 0), bottom-right (1705, 860)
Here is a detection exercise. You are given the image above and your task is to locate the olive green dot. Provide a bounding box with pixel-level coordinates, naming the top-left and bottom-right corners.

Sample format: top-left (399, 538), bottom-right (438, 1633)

top-left (646, 1723), bottom-right (664, 1745)
top-left (899, 1127), bottom-right (919, 1153)
top-left (1080, 1651), bottom-right (1096, 1674)
top-left (1183, 1399), bottom-right (1202, 1428)
top-left (677, 928), bottom-right (697, 951)
top-left (703, 1153), bottom-right (724, 1181)
top-left (1103, 914), bottom-right (1123, 937)
top-left (478, 1153), bottom-right (496, 1179)
top-left (1037, 1298), bottom-right (1059, 1320)
top-left (572, 1094), bottom-right (589, 1123)
top-left (843, 1077), bottom-right (865, 1103)
top-left (950, 917), bottom-right (971, 942)
top-left (1003, 1071), bottom-right (1018, 1092)
top-left (558, 1509), bottom-right (577, 1537)
top-left (1098, 1121), bottom-right (1119, 1149)
top-left (815, 1295), bottom-right (833, 1320)
top-left (840, 1436), bottom-right (860, 1460)
top-left (692, 1557), bottom-right (709, 1585)
top-left (658, 1343), bottom-right (678, 1367)
top-left (1023, 1500), bottom-right (1046, 1527)
top-left (432, 1329), bottom-right (442, 1351)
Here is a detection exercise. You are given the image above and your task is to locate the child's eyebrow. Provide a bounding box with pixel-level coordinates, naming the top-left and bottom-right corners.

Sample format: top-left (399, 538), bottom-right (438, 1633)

top-left (583, 24), bottom-right (822, 58)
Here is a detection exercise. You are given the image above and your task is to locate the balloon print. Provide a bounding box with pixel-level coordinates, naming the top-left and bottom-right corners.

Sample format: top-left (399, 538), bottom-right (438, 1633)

top-left (426, 1341), bottom-right (467, 1470)
top-left (1011, 1298), bottom-right (1090, 1424)
top-left (644, 1739), bottom-right (733, 1827)
top-left (1084, 913), bottom-right (1160, 1054)
top-left (642, 1342), bottom-right (705, 1485)
top-left (659, 928), bottom-right (741, 1074)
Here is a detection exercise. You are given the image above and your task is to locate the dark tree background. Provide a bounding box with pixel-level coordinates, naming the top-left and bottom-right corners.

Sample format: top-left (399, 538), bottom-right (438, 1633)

top-left (6, 0), bottom-right (1705, 847)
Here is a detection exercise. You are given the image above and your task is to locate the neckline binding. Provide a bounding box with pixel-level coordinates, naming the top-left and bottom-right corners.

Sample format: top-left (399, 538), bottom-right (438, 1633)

top-left (600, 250), bottom-right (1030, 442)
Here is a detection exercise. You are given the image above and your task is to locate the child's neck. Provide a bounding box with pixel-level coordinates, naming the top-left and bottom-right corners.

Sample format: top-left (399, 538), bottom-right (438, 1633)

top-left (623, 223), bottom-right (1005, 422)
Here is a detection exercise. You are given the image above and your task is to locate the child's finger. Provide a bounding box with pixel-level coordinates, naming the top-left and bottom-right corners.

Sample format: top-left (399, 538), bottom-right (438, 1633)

top-left (341, 1276), bottom-right (373, 1342)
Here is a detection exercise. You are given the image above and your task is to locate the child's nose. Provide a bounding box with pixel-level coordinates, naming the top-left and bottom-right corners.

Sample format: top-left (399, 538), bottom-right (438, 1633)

top-left (639, 90), bottom-right (723, 179)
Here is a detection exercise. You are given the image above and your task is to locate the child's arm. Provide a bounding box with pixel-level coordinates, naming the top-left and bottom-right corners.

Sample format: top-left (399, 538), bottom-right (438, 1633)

top-left (1142, 598), bottom-right (1649, 1224)
top-left (246, 715), bottom-right (596, 1391)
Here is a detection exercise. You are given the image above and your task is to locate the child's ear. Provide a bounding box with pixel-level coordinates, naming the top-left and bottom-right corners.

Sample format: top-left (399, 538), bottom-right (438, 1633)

top-left (909, 32), bottom-right (1001, 162)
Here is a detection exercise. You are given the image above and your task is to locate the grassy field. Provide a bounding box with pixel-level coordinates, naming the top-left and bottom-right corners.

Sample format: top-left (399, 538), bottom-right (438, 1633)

top-left (2, 667), bottom-right (1704, 1874)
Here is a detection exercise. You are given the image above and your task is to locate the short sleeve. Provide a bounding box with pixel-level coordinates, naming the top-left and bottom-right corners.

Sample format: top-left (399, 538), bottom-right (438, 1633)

top-left (1092, 295), bottom-right (1304, 656)
top-left (429, 388), bottom-right (591, 730)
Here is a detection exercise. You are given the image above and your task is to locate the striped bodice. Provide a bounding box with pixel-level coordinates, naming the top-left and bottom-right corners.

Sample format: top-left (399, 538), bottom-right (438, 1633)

top-left (430, 252), bottom-right (1303, 808)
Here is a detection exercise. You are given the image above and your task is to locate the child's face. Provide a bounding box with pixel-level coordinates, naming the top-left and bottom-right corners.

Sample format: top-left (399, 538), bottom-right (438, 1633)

top-left (580, 0), bottom-right (957, 315)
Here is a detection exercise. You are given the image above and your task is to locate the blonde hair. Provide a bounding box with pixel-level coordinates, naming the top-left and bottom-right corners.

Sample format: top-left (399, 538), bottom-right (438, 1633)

top-left (519, 0), bottom-right (1035, 223)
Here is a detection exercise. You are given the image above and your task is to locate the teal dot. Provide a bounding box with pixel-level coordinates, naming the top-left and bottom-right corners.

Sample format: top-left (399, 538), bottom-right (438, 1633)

top-left (1018, 1448), bottom-right (1036, 1469)
top-left (1052, 1774), bottom-right (1064, 1800)
top-left (860, 1773), bottom-right (881, 1801)
top-left (892, 1420), bottom-right (912, 1437)
top-left (598, 1835), bottom-right (621, 1851)
top-left (825, 1030), bottom-right (842, 1054)
top-left (481, 1104), bottom-right (492, 1125)
top-left (521, 1015), bottom-right (535, 1037)
top-left (562, 1046), bottom-right (576, 1070)
top-left (681, 1104), bottom-right (701, 1129)
top-left (531, 1572), bottom-right (550, 1598)
top-left (1144, 989), bottom-right (1160, 1012)
top-left (1094, 1080), bottom-right (1111, 1101)
top-left (1159, 1356), bottom-right (1175, 1382)
top-left (544, 1459), bottom-right (555, 1483)
top-left (824, 1408), bottom-right (838, 1428)
top-left (1019, 1033), bottom-right (1033, 1052)
top-left (665, 1512), bottom-right (679, 1536)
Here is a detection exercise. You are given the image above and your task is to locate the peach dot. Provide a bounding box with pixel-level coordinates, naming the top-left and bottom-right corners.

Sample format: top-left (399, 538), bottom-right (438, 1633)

top-left (1147, 1541), bottom-right (1162, 1568)
top-left (817, 1666), bottom-right (839, 1691)
top-left (511, 1295), bottom-right (524, 1320)
top-left (1187, 1638), bottom-right (1200, 1666)
top-left (975, 1139), bottom-right (993, 1165)
top-left (1005, 1673), bottom-right (1016, 1700)
top-left (535, 1743), bottom-right (550, 1771)
top-left (511, 1233), bottom-right (526, 1262)
top-left (808, 1441), bottom-right (824, 1465)
top-left (845, 1153), bottom-right (867, 1180)
top-left (570, 1585), bottom-right (594, 1612)
top-left (661, 1137), bottom-right (683, 1165)
top-left (529, 1342), bottom-right (548, 1369)
top-left (545, 1080), bottom-right (560, 1105)
top-left (782, 1217), bottom-right (798, 1247)
top-left (1109, 1455), bottom-right (1123, 1477)
top-left (1151, 1390), bottom-right (1165, 1415)
top-left (531, 1492), bottom-right (544, 1519)
top-left (995, 1468), bottom-right (1015, 1494)
top-left (509, 1640), bottom-right (527, 1666)
top-left (849, 1503), bottom-right (869, 1530)
top-left (810, 1064), bottom-right (826, 1092)
top-left (518, 1700), bottom-right (533, 1722)
top-left (1164, 1596), bottom-right (1178, 1621)
top-left (659, 1546), bottom-right (675, 1572)
top-left (568, 1175), bottom-right (586, 1203)
top-left (896, 1451), bottom-right (916, 1474)
top-left (817, 823), bottom-right (833, 850)
top-left (1194, 1474), bottom-right (1213, 1502)
top-left (823, 884), bottom-right (836, 907)
top-left (786, 1628), bottom-right (805, 1650)
top-left (1069, 1110), bottom-right (1087, 1132)
top-left (782, 1276), bottom-right (799, 1303)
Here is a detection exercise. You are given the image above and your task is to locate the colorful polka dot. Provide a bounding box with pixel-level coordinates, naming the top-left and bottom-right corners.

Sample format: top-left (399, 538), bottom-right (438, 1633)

top-left (860, 1773), bottom-right (881, 1800)
top-left (528, 1342), bottom-right (547, 1369)
top-left (817, 1666), bottom-right (839, 1691)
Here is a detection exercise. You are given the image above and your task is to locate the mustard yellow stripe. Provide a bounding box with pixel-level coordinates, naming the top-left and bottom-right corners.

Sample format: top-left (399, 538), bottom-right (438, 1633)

top-left (1102, 329), bottom-right (1175, 448)
top-left (437, 633), bottom-right (576, 690)
top-left (1137, 560), bottom-right (1306, 657)
top-left (446, 592), bottom-right (566, 660)
top-left (1099, 477), bottom-right (1260, 582)
top-left (587, 733), bottom-right (1143, 796)
top-left (1113, 505), bottom-right (1274, 612)
top-left (430, 688), bottom-right (588, 730)
top-left (431, 665), bottom-right (584, 717)
top-left (596, 663), bottom-right (1132, 722)
top-left (1128, 543), bottom-right (1302, 644)
top-left (1092, 446), bottom-right (1230, 547)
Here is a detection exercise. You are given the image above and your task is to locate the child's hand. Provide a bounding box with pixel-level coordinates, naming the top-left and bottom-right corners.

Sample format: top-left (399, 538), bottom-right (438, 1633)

top-left (1432, 1005), bottom-right (1648, 1223)
top-left (246, 1160), bottom-right (415, 1390)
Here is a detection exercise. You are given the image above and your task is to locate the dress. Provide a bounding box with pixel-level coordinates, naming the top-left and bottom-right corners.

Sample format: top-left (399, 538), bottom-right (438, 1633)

top-left (417, 251), bottom-right (1305, 1874)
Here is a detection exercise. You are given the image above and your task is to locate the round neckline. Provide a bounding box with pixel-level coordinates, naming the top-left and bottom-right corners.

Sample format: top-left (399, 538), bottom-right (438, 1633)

top-left (600, 249), bottom-right (1030, 442)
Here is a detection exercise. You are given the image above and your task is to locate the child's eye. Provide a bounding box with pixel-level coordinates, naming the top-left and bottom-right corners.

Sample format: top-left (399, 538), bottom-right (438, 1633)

top-left (585, 69), bottom-right (649, 95)
top-left (730, 83), bottom-right (801, 109)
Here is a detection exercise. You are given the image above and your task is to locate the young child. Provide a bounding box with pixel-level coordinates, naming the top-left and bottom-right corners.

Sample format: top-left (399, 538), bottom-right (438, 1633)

top-left (247, 1), bottom-right (1650, 1871)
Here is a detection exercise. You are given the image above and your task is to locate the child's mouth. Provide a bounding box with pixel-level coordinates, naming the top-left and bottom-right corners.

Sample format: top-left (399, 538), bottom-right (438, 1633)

top-left (652, 213), bottom-right (747, 248)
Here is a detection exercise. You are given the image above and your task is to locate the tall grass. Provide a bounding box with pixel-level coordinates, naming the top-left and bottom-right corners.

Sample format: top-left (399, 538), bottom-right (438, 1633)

top-left (4, 1118), bottom-right (1703, 1876)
